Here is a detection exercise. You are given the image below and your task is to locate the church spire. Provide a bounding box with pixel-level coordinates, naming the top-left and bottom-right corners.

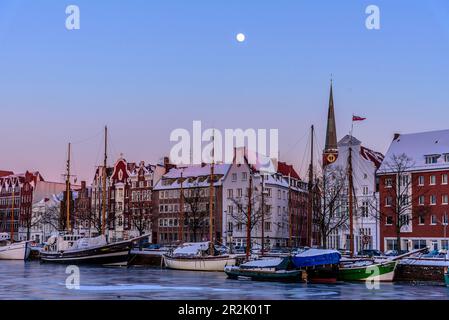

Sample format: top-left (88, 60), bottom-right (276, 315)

top-left (325, 80), bottom-right (337, 151)
top-left (323, 79), bottom-right (338, 167)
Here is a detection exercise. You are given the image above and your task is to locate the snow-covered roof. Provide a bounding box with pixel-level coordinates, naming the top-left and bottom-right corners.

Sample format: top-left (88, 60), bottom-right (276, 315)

top-left (379, 129), bottom-right (449, 173)
top-left (154, 164), bottom-right (231, 190)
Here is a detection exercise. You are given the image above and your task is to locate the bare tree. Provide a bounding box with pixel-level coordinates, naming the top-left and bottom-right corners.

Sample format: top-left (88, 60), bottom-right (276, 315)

top-left (374, 153), bottom-right (431, 252)
top-left (314, 166), bottom-right (350, 249)
top-left (130, 208), bottom-right (149, 236)
top-left (229, 179), bottom-right (272, 248)
top-left (183, 183), bottom-right (209, 242)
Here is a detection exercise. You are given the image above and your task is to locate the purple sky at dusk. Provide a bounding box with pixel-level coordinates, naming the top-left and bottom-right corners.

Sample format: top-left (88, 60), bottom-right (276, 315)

top-left (1, 0), bottom-right (449, 183)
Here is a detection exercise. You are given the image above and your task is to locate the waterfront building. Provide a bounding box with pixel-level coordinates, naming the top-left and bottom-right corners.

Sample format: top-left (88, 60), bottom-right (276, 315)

top-left (153, 163), bottom-right (229, 245)
top-left (378, 130), bottom-right (449, 252)
top-left (0, 171), bottom-right (66, 241)
top-left (222, 148), bottom-right (308, 249)
top-left (90, 156), bottom-right (168, 241)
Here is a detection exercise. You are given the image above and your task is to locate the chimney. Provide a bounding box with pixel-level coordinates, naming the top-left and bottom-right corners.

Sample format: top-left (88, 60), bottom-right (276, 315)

top-left (393, 133), bottom-right (401, 141)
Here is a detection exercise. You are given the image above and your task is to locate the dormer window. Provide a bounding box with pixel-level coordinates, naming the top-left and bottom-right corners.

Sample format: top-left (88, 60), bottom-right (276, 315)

top-left (444, 154), bottom-right (449, 163)
top-left (425, 155), bottom-right (439, 164)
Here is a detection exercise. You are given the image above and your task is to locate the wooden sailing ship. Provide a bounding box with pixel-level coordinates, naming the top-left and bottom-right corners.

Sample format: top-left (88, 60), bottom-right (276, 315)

top-left (40, 127), bottom-right (147, 266)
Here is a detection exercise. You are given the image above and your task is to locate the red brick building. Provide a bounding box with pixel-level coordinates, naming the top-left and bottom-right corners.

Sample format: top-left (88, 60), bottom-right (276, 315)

top-left (0, 171), bottom-right (66, 241)
top-left (378, 130), bottom-right (449, 252)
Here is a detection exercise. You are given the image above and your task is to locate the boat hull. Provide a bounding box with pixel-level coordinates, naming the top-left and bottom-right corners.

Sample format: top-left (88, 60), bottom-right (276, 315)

top-left (338, 260), bottom-right (398, 282)
top-left (0, 242), bottom-right (31, 260)
top-left (225, 266), bottom-right (304, 282)
top-left (163, 255), bottom-right (236, 272)
top-left (40, 241), bottom-right (132, 266)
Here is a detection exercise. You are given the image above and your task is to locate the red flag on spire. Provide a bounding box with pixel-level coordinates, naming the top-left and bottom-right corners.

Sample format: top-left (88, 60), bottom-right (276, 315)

top-left (352, 115), bottom-right (366, 122)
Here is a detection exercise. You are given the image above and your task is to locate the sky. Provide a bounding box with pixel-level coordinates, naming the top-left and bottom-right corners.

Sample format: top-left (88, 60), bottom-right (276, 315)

top-left (1, 0), bottom-right (449, 183)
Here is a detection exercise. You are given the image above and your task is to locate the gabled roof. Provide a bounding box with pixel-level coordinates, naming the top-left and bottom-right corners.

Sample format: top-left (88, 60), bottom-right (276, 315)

top-left (277, 161), bottom-right (301, 180)
top-left (379, 129), bottom-right (449, 173)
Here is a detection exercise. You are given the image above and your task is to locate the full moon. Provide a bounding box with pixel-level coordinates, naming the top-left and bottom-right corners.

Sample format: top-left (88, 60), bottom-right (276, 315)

top-left (236, 33), bottom-right (246, 43)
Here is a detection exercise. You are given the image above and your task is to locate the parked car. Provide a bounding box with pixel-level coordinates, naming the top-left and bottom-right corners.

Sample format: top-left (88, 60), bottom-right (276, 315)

top-left (384, 250), bottom-right (409, 256)
top-left (357, 249), bottom-right (383, 257)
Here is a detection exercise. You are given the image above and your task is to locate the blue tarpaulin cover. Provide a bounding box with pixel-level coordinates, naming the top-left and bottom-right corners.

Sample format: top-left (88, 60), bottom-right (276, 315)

top-left (292, 249), bottom-right (341, 267)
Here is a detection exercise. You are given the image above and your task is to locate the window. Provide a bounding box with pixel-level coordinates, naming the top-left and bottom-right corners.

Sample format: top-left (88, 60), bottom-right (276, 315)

top-left (443, 195), bottom-right (449, 205)
top-left (264, 221), bottom-right (271, 231)
top-left (445, 154), bottom-right (449, 163)
top-left (430, 175), bottom-right (436, 185)
top-left (227, 189), bottom-right (233, 199)
top-left (227, 205), bottom-right (233, 214)
top-left (266, 188), bottom-right (272, 198)
top-left (361, 201), bottom-right (369, 217)
top-left (362, 186), bottom-right (369, 196)
top-left (232, 173), bottom-right (237, 182)
top-left (386, 216), bottom-right (393, 225)
top-left (418, 215), bottom-right (425, 225)
top-left (442, 240), bottom-right (449, 250)
top-left (419, 195), bottom-right (425, 206)
top-left (425, 155), bottom-right (439, 164)
top-left (444, 213), bottom-right (448, 225)
top-left (385, 197), bottom-right (392, 207)
top-left (418, 176), bottom-right (425, 186)
top-left (385, 178), bottom-right (393, 188)
top-left (430, 195), bottom-right (437, 205)
top-left (431, 215), bottom-right (437, 225)
top-left (443, 174), bottom-right (448, 185)
top-left (241, 172), bottom-right (247, 181)
top-left (413, 240), bottom-right (427, 249)
top-left (278, 190), bottom-right (281, 199)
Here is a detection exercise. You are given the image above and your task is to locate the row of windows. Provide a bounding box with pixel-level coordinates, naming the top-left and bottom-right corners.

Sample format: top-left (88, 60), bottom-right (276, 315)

top-left (231, 172), bottom-right (248, 182)
top-left (159, 188), bottom-right (211, 200)
top-left (385, 174), bottom-right (449, 188)
top-left (131, 190), bottom-right (152, 202)
top-left (385, 213), bottom-right (449, 226)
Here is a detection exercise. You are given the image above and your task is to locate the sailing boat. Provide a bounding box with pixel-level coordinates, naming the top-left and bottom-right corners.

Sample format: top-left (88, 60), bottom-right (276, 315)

top-left (40, 128), bottom-right (148, 266)
top-left (0, 180), bottom-right (31, 260)
top-left (0, 233), bottom-right (31, 260)
top-left (337, 142), bottom-right (397, 282)
top-left (163, 131), bottom-right (237, 271)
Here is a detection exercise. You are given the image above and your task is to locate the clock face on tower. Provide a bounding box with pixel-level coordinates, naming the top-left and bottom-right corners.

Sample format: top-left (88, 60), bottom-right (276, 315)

top-left (326, 154), bottom-right (337, 164)
top-left (323, 152), bottom-right (338, 166)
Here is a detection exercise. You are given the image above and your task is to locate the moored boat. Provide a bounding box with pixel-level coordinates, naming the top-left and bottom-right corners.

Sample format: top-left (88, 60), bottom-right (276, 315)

top-left (163, 242), bottom-right (237, 272)
top-left (338, 259), bottom-right (398, 282)
top-left (40, 233), bottom-right (148, 266)
top-left (225, 257), bottom-right (305, 282)
top-left (292, 248), bottom-right (341, 283)
top-left (0, 233), bottom-right (31, 260)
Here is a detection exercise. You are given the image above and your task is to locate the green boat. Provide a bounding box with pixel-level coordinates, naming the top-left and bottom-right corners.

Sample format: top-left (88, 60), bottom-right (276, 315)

top-left (224, 257), bottom-right (304, 282)
top-left (338, 260), bottom-right (398, 282)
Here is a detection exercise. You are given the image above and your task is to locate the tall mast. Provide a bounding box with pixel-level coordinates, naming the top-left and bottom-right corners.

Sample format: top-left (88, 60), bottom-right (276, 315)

top-left (307, 125), bottom-right (314, 247)
top-left (10, 180), bottom-right (15, 242)
top-left (178, 171), bottom-right (184, 243)
top-left (287, 173), bottom-right (292, 247)
top-left (101, 126), bottom-right (108, 236)
top-left (261, 174), bottom-right (265, 255)
top-left (348, 146), bottom-right (355, 257)
top-left (246, 173), bottom-right (252, 260)
top-left (66, 143), bottom-right (71, 233)
top-left (208, 130), bottom-right (215, 254)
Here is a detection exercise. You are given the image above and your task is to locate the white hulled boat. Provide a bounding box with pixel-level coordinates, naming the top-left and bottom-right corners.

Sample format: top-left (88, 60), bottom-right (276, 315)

top-left (0, 233), bottom-right (31, 260)
top-left (163, 242), bottom-right (237, 272)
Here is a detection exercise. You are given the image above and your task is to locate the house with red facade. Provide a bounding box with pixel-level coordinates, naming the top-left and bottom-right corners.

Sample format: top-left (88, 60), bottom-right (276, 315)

top-left (378, 130), bottom-right (449, 252)
top-left (0, 171), bottom-right (66, 241)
